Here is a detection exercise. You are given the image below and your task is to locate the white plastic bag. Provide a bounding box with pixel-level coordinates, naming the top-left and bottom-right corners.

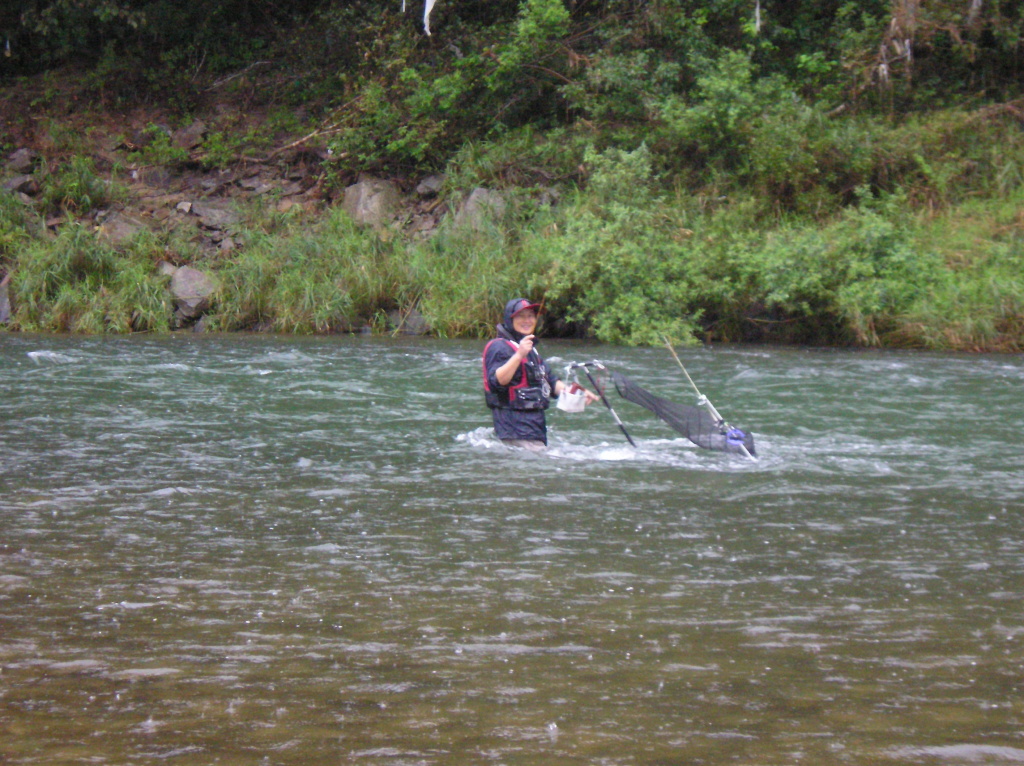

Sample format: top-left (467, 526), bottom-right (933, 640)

top-left (556, 384), bottom-right (587, 413)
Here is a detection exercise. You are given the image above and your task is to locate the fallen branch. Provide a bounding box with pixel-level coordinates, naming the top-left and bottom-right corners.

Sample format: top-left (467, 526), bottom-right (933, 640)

top-left (263, 95), bottom-right (364, 161)
top-left (205, 61), bottom-right (272, 91)
top-left (263, 129), bottom-right (342, 161)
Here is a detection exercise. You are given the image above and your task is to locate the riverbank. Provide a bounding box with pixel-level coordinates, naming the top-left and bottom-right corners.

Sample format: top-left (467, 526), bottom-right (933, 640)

top-left (2, 4), bottom-right (1023, 351)
top-left (3, 119), bottom-right (1021, 351)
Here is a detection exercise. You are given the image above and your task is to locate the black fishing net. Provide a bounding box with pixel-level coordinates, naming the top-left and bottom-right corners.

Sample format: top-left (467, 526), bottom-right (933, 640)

top-left (612, 372), bottom-right (756, 456)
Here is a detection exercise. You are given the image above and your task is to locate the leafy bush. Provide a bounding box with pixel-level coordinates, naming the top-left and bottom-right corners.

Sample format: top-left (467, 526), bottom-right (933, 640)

top-left (562, 50), bottom-right (683, 126)
top-left (518, 142), bottom-right (1001, 347)
top-left (444, 126), bottom-right (586, 192)
top-left (199, 129), bottom-right (262, 169)
top-left (490, 0), bottom-right (570, 81)
top-left (527, 144), bottom-right (705, 344)
top-left (321, 0), bottom-right (576, 172)
top-left (659, 51), bottom-right (788, 168)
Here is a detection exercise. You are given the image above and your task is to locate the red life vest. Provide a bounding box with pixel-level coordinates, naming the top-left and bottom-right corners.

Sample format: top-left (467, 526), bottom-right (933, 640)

top-left (482, 339), bottom-right (551, 410)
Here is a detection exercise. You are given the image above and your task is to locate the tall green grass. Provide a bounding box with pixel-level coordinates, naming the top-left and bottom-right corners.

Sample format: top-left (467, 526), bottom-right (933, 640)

top-left (37, 156), bottom-right (128, 216)
top-left (893, 192), bottom-right (1024, 352)
top-left (1, 193), bottom-right (36, 266)
top-left (211, 205), bottom-right (545, 337)
top-left (409, 225), bottom-right (548, 338)
top-left (212, 208), bottom-right (410, 333)
top-left (10, 225), bottom-right (171, 333)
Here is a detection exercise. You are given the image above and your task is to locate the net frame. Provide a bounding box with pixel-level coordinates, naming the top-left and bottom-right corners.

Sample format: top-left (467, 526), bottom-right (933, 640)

top-left (612, 372), bottom-right (756, 456)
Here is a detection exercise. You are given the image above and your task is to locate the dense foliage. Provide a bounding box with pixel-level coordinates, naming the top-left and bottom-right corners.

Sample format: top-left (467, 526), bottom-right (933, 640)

top-left (2, 0), bottom-right (1023, 349)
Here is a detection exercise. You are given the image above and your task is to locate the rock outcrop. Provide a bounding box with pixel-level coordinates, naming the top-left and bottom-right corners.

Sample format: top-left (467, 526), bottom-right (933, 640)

top-left (170, 266), bottom-right (218, 326)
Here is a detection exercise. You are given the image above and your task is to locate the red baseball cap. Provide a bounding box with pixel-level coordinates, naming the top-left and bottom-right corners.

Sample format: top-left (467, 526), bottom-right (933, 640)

top-left (510, 299), bottom-right (540, 317)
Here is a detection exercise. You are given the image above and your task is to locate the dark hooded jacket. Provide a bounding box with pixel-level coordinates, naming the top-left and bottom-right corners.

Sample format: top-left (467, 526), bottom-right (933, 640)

top-left (482, 299), bottom-right (561, 443)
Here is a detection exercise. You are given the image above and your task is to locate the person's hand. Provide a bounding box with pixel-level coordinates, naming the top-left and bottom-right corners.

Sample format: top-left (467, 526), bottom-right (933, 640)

top-left (562, 381), bottom-right (601, 406)
top-left (516, 334), bottom-right (535, 358)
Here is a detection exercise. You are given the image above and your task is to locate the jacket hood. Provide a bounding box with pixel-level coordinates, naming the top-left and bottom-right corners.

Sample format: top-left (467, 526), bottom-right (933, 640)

top-left (500, 298), bottom-right (540, 342)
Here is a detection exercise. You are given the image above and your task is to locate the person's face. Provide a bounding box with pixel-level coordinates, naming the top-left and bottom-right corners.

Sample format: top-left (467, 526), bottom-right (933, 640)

top-left (512, 308), bottom-right (538, 335)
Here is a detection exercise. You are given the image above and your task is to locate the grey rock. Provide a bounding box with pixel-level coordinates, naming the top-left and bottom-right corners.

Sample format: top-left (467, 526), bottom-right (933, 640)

top-left (157, 261), bottom-right (178, 278)
top-left (190, 200), bottom-right (239, 230)
top-left (170, 266), bottom-right (218, 319)
top-left (238, 176), bottom-right (265, 191)
top-left (96, 212), bottom-right (147, 247)
top-left (7, 148), bottom-right (39, 174)
top-left (172, 120), bottom-right (207, 150)
top-left (3, 175), bottom-right (39, 195)
top-left (132, 166), bottom-right (175, 188)
top-left (415, 174), bottom-right (445, 197)
top-left (409, 214), bottom-right (438, 234)
top-left (343, 178), bottom-right (401, 226)
top-left (199, 176), bottom-right (231, 194)
top-left (454, 188), bottom-right (506, 231)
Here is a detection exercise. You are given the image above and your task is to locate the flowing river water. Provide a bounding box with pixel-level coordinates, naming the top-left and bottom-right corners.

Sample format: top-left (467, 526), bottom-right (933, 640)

top-left (1, 334), bottom-right (1022, 765)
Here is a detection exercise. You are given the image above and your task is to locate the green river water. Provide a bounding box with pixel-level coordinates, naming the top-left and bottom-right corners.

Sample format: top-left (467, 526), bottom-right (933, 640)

top-left (1, 334), bottom-right (1022, 765)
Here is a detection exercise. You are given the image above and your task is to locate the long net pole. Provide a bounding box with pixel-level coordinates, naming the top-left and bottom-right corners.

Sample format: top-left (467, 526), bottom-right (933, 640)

top-left (573, 362), bottom-right (637, 448)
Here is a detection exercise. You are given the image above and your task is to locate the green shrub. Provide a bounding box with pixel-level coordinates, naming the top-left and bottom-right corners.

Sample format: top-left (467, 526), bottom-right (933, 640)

top-left (521, 145), bottom-right (990, 348)
top-left (444, 126), bottom-right (587, 193)
top-left (527, 144), bottom-right (705, 345)
top-left (126, 125), bottom-right (191, 167)
top-left (199, 130), bottom-right (253, 169)
top-left (563, 50), bottom-right (685, 126)
top-left (38, 156), bottom-right (127, 216)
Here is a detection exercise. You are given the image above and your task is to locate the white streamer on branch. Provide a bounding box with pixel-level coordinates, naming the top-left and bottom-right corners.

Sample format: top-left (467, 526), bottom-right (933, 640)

top-left (424, 0), bottom-right (437, 35)
top-left (403, 0), bottom-right (438, 35)
top-left (967, 0), bottom-right (983, 26)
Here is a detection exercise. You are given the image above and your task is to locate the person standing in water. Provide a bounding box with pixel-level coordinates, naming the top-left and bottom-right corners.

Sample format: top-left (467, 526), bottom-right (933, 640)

top-left (482, 297), bottom-right (598, 449)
